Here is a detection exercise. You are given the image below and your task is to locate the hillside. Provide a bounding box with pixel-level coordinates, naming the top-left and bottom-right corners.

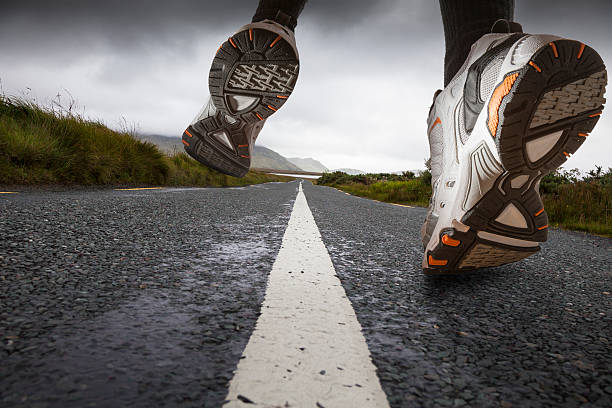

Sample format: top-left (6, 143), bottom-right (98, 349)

top-left (287, 157), bottom-right (328, 173)
top-left (0, 97), bottom-right (291, 187)
top-left (251, 145), bottom-right (303, 171)
top-left (135, 134), bottom-right (183, 154)
top-left (137, 135), bottom-right (305, 172)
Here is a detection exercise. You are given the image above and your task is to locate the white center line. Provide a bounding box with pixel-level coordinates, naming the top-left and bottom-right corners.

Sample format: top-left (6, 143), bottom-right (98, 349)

top-left (224, 183), bottom-right (390, 408)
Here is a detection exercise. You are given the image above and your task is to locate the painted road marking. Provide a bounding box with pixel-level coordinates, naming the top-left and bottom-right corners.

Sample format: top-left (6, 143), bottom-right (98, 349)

top-left (114, 187), bottom-right (163, 191)
top-left (391, 203), bottom-right (414, 208)
top-left (224, 183), bottom-right (390, 408)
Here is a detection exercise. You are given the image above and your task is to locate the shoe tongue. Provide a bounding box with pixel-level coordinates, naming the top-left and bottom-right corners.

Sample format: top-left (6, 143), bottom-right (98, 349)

top-left (491, 19), bottom-right (523, 34)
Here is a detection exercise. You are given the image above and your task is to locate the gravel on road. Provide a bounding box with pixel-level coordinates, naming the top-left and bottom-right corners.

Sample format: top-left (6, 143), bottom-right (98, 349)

top-left (1, 183), bottom-right (297, 408)
top-left (303, 181), bottom-right (612, 408)
top-left (1, 180), bottom-right (611, 408)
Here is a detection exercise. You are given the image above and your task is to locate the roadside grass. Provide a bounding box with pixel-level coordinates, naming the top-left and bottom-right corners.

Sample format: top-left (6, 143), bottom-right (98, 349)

top-left (0, 96), bottom-right (291, 187)
top-left (317, 171), bottom-right (433, 207)
top-left (329, 179), bottom-right (432, 207)
top-left (541, 173), bottom-right (612, 236)
top-left (318, 170), bottom-right (612, 237)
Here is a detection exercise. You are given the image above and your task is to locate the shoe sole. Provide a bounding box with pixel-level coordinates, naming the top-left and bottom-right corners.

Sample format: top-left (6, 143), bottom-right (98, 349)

top-left (182, 28), bottom-right (299, 177)
top-left (425, 39), bottom-right (607, 275)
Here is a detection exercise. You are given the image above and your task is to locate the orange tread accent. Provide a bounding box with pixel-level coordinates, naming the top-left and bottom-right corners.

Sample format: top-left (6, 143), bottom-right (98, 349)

top-left (267, 105), bottom-right (278, 112)
top-left (229, 37), bottom-right (237, 48)
top-left (528, 61), bottom-right (542, 73)
top-left (549, 42), bottom-right (559, 58)
top-left (487, 72), bottom-right (520, 137)
top-left (255, 113), bottom-right (264, 120)
top-left (249, 28), bottom-right (253, 41)
top-left (534, 208), bottom-right (545, 217)
top-left (441, 234), bottom-right (461, 247)
top-left (240, 155), bottom-right (250, 159)
top-left (428, 255), bottom-right (448, 267)
top-left (216, 45), bottom-right (222, 54)
top-left (537, 225), bottom-right (548, 230)
top-left (589, 112), bottom-right (602, 117)
top-left (429, 117), bottom-right (442, 133)
top-left (184, 130), bottom-right (193, 138)
top-left (270, 35), bottom-right (282, 48)
top-left (577, 43), bottom-right (585, 59)
top-left (276, 95), bottom-right (288, 99)
top-left (238, 144), bottom-right (248, 148)
top-left (563, 151), bottom-right (571, 158)
top-left (182, 140), bottom-right (190, 147)
top-left (578, 133), bottom-right (588, 137)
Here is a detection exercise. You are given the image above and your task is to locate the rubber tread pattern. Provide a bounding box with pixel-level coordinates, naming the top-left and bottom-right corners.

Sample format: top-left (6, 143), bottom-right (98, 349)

top-left (182, 114), bottom-right (253, 178)
top-left (496, 40), bottom-right (606, 172)
top-left (426, 39), bottom-right (606, 274)
top-left (458, 243), bottom-right (535, 269)
top-left (183, 27), bottom-right (299, 177)
top-left (209, 28), bottom-right (299, 123)
top-left (228, 63), bottom-right (299, 93)
top-left (530, 71), bottom-right (607, 128)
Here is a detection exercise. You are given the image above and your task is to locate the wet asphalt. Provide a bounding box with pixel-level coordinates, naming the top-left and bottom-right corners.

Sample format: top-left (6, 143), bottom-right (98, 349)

top-left (1, 183), bottom-right (297, 408)
top-left (1, 180), bottom-right (611, 408)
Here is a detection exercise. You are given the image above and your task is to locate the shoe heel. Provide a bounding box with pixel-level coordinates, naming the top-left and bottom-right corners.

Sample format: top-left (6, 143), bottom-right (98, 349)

top-left (462, 40), bottom-right (606, 243)
top-left (427, 40), bottom-right (607, 274)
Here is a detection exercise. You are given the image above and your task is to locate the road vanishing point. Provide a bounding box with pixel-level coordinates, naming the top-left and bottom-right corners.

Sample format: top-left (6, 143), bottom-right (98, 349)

top-left (1, 180), bottom-right (611, 407)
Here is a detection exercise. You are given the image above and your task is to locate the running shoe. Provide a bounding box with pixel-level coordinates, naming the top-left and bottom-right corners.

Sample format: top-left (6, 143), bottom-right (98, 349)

top-left (182, 19), bottom-right (299, 177)
top-left (421, 20), bottom-right (607, 274)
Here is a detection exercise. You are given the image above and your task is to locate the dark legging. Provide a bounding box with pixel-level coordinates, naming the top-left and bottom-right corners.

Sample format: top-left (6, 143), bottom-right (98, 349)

top-left (252, 0), bottom-right (515, 86)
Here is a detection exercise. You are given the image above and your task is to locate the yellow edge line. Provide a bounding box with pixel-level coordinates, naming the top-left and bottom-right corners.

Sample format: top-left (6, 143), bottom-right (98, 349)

top-left (115, 187), bottom-right (164, 191)
top-left (0, 192), bottom-right (18, 194)
top-left (391, 203), bottom-right (414, 208)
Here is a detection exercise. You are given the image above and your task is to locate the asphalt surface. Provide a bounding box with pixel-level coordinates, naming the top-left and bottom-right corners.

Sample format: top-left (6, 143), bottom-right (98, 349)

top-left (1, 183), bottom-right (296, 408)
top-left (1, 181), bottom-right (611, 407)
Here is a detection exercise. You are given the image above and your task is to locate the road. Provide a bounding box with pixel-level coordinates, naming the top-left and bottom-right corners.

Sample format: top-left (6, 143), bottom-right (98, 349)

top-left (1, 181), bottom-right (610, 408)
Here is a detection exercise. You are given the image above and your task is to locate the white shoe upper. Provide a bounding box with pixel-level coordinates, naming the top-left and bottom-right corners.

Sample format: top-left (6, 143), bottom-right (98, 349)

top-left (421, 31), bottom-right (563, 267)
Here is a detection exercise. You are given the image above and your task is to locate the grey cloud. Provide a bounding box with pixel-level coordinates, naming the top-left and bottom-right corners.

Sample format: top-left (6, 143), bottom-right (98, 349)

top-left (1, 0), bottom-right (610, 172)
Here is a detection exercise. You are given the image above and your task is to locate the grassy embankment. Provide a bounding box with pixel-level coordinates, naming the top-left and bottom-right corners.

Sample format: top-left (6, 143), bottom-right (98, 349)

top-left (0, 97), bottom-right (291, 187)
top-left (317, 169), bottom-right (612, 237)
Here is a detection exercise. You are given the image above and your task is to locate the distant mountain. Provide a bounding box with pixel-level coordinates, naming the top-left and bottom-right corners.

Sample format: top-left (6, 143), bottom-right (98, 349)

top-left (136, 134), bottom-right (183, 154)
top-left (136, 135), bottom-right (316, 172)
top-left (251, 146), bottom-right (303, 171)
top-left (287, 157), bottom-right (328, 173)
top-left (333, 168), bottom-right (366, 175)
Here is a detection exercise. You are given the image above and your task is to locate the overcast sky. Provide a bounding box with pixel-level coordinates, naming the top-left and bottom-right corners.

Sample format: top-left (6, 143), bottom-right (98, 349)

top-left (1, 0), bottom-right (610, 172)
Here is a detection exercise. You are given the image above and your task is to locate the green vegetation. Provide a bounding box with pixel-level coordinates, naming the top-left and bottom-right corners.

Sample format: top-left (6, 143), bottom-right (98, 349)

top-left (540, 167), bottom-right (612, 236)
top-left (317, 171), bottom-right (433, 207)
top-left (0, 96), bottom-right (291, 187)
top-left (318, 168), bottom-right (612, 237)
